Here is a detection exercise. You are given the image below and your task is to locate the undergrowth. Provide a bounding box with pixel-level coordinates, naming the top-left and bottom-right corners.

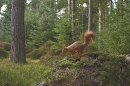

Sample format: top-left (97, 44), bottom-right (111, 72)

top-left (0, 58), bottom-right (52, 86)
top-left (0, 52), bottom-right (130, 86)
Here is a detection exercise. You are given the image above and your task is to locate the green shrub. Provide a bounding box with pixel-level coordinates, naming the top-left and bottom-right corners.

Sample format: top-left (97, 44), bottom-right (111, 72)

top-left (26, 49), bottom-right (42, 59)
top-left (0, 68), bottom-right (28, 86)
top-left (50, 14), bottom-right (73, 53)
top-left (39, 41), bottom-right (51, 56)
top-left (97, 12), bottom-right (130, 54)
top-left (0, 48), bottom-right (9, 58)
top-left (26, 41), bottom-right (61, 60)
top-left (100, 55), bottom-right (130, 86)
top-left (40, 55), bottom-right (62, 66)
top-left (0, 63), bottom-right (52, 86)
top-left (84, 43), bottom-right (98, 54)
top-left (25, 44), bottom-right (33, 54)
top-left (0, 42), bottom-right (10, 51)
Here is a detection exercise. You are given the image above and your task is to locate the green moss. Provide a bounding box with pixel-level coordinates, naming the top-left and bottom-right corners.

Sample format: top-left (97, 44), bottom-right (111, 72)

top-left (56, 56), bottom-right (82, 68)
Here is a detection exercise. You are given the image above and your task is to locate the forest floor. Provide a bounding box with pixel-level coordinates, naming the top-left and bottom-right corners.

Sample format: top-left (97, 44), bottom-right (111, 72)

top-left (1, 52), bottom-right (130, 86)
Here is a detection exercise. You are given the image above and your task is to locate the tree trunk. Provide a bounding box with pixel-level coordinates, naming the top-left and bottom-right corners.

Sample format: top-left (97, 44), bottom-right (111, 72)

top-left (88, 0), bottom-right (92, 30)
top-left (98, 5), bottom-right (101, 32)
top-left (110, 0), bottom-right (113, 13)
top-left (71, 0), bottom-right (75, 29)
top-left (67, 0), bottom-right (76, 41)
top-left (67, 0), bottom-right (72, 24)
top-left (10, 0), bottom-right (26, 63)
top-left (68, 0), bottom-right (71, 16)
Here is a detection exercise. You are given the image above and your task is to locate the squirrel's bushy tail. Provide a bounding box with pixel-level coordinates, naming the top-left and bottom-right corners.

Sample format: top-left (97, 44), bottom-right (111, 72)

top-left (84, 30), bottom-right (95, 44)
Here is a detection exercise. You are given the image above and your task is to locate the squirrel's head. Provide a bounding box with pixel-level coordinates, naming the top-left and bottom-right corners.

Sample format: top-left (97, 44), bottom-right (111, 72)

top-left (62, 46), bottom-right (68, 54)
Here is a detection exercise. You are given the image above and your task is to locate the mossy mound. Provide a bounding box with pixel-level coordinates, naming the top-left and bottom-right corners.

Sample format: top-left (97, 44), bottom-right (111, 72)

top-left (55, 56), bottom-right (82, 68)
top-left (26, 49), bottom-right (43, 59)
top-left (27, 41), bottom-right (61, 60)
top-left (39, 41), bottom-right (61, 56)
top-left (48, 52), bottom-right (130, 86)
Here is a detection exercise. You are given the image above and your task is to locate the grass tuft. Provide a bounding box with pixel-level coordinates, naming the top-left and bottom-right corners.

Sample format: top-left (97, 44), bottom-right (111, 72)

top-left (0, 59), bottom-right (52, 86)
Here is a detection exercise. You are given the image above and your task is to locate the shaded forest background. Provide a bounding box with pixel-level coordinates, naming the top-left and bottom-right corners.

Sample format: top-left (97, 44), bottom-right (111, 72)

top-left (0, 0), bottom-right (130, 54)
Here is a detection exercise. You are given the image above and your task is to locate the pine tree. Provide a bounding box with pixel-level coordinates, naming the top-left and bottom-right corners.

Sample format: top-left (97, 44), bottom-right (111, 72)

top-left (10, 0), bottom-right (26, 63)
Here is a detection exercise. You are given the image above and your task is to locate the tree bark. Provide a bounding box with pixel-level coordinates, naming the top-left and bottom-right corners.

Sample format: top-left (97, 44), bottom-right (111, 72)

top-left (71, 0), bottom-right (75, 29)
top-left (68, 0), bottom-right (71, 16)
top-left (110, 0), bottom-right (113, 13)
top-left (98, 6), bottom-right (101, 32)
top-left (88, 0), bottom-right (92, 30)
top-left (10, 0), bottom-right (26, 63)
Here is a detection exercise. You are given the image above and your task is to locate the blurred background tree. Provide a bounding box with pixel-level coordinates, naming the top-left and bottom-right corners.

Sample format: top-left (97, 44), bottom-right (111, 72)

top-left (0, 0), bottom-right (11, 42)
top-left (0, 0), bottom-right (130, 54)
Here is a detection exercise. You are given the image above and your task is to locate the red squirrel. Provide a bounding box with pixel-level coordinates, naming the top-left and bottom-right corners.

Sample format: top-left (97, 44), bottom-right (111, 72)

top-left (62, 30), bottom-right (95, 55)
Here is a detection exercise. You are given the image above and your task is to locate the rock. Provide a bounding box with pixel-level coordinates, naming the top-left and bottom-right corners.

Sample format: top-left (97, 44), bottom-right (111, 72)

top-left (38, 81), bottom-right (48, 86)
top-left (125, 54), bottom-right (130, 63)
top-left (85, 53), bottom-right (98, 61)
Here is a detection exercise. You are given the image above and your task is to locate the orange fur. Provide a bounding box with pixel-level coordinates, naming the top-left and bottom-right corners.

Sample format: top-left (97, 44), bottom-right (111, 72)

top-left (62, 30), bottom-right (95, 55)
